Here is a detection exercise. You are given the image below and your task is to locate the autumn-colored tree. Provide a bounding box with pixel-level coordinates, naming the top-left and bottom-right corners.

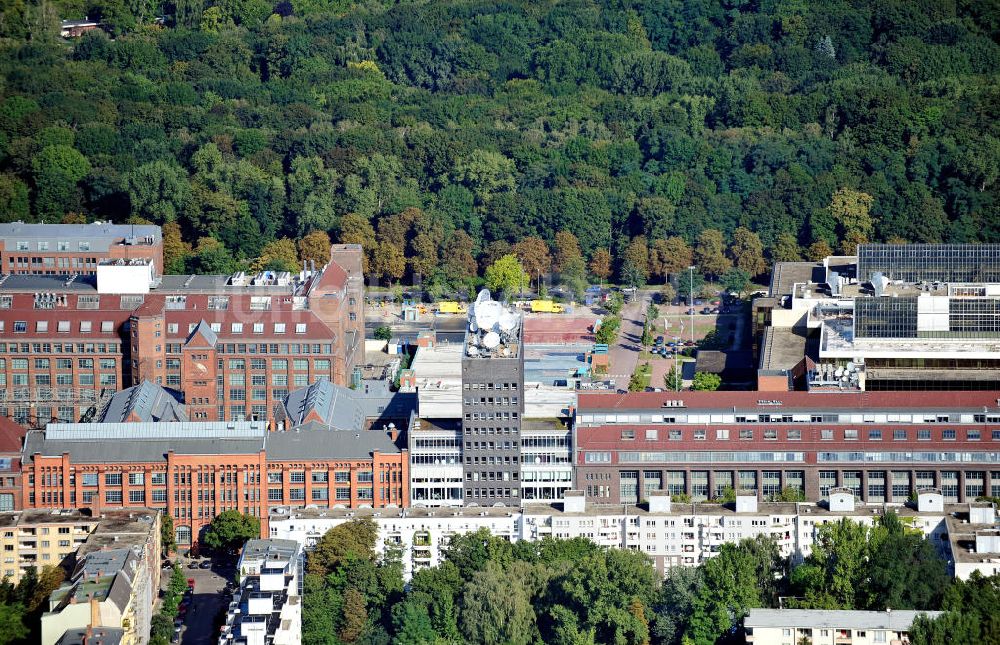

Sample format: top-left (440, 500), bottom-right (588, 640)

top-left (807, 240), bottom-right (833, 260)
top-left (297, 230), bottom-right (331, 267)
top-left (373, 240), bottom-right (405, 284)
top-left (378, 207), bottom-right (421, 249)
top-left (409, 212), bottom-right (443, 278)
top-left (694, 229), bottom-right (732, 279)
top-left (730, 227), bottom-right (767, 277)
top-left (623, 235), bottom-right (650, 284)
top-left (512, 236), bottom-right (551, 288)
top-left (480, 240), bottom-right (511, 273)
top-left (590, 248), bottom-right (612, 283)
top-left (162, 221), bottom-right (191, 275)
top-left (840, 229), bottom-right (868, 256)
top-left (830, 188), bottom-right (875, 253)
top-left (339, 213), bottom-right (377, 273)
top-left (255, 237), bottom-right (299, 272)
top-left (442, 231), bottom-right (478, 284)
top-left (652, 236), bottom-right (694, 279)
top-left (552, 230), bottom-right (583, 273)
top-left (339, 587), bottom-right (369, 643)
top-left (772, 233), bottom-right (803, 262)
top-left (60, 211), bottom-right (87, 224)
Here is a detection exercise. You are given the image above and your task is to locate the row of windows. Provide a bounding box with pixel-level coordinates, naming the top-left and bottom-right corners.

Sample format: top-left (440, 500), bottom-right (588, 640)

top-left (167, 321), bottom-right (312, 335)
top-left (7, 320), bottom-right (118, 334)
top-left (11, 240), bottom-right (93, 252)
top-left (0, 343), bottom-right (120, 355)
top-left (3, 358), bottom-right (116, 370)
top-left (618, 427), bottom-right (1000, 441)
top-left (166, 343), bottom-right (334, 355)
top-left (0, 372), bottom-right (116, 387)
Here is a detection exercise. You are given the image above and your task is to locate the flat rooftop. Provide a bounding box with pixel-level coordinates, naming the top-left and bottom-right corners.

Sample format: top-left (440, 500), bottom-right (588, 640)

top-left (745, 608), bottom-right (943, 631)
top-left (758, 327), bottom-right (819, 372)
top-left (270, 505), bottom-right (519, 521)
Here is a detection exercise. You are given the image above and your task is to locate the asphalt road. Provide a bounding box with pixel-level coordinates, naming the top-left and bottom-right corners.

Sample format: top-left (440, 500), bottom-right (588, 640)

top-left (178, 559), bottom-right (233, 645)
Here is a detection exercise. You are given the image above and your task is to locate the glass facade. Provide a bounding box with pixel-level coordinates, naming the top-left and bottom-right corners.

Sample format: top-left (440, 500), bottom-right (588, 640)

top-left (857, 244), bottom-right (1000, 284)
top-left (855, 297), bottom-right (918, 338)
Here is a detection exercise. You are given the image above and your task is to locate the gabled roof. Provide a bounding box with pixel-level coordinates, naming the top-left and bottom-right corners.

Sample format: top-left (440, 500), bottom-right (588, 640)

top-left (97, 381), bottom-right (187, 423)
top-left (184, 319), bottom-right (218, 348)
top-left (278, 378), bottom-right (364, 431)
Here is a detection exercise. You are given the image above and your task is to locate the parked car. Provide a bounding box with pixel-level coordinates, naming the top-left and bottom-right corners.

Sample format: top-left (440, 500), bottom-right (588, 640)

top-left (655, 336), bottom-right (664, 344)
top-left (188, 561), bottom-right (200, 569)
top-left (199, 560), bottom-right (212, 570)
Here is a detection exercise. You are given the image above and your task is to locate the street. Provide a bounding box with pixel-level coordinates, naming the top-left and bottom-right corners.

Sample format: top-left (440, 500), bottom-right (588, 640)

top-left (163, 557), bottom-right (233, 645)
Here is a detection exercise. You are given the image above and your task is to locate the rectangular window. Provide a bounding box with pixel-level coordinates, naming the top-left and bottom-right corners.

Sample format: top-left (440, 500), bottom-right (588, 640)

top-left (918, 429), bottom-right (931, 440)
top-left (893, 430), bottom-right (907, 440)
top-left (943, 429), bottom-right (957, 440)
top-left (105, 473), bottom-right (121, 486)
top-left (844, 429), bottom-right (858, 440)
top-left (128, 472), bottom-right (144, 486)
top-left (105, 490), bottom-right (122, 504)
top-left (869, 430), bottom-right (882, 440)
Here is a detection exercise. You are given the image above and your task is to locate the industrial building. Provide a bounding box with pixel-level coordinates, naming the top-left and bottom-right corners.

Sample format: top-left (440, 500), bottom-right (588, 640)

top-left (0, 222), bottom-right (163, 278)
top-left (574, 390), bottom-right (1000, 505)
top-left (756, 243), bottom-right (1000, 391)
top-left (0, 241), bottom-right (364, 426)
top-left (20, 380), bottom-right (409, 548)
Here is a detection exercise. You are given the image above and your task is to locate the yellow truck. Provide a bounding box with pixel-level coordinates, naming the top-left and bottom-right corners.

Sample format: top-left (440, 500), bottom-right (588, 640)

top-left (437, 301), bottom-right (468, 314)
top-left (531, 299), bottom-right (565, 313)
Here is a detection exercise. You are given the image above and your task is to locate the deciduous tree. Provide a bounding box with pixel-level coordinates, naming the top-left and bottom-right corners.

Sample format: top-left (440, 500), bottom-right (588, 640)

top-left (731, 227), bottom-right (767, 277)
top-left (694, 229), bottom-right (731, 279)
top-left (298, 230), bottom-right (331, 267)
top-left (484, 254), bottom-right (528, 298)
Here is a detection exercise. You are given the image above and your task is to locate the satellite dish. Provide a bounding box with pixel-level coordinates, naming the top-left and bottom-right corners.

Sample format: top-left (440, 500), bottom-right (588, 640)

top-left (835, 368), bottom-right (843, 378)
top-left (846, 362), bottom-right (855, 371)
top-left (483, 332), bottom-right (501, 349)
top-left (498, 310), bottom-right (518, 332)
top-left (475, 300), bottom-right (502, 331)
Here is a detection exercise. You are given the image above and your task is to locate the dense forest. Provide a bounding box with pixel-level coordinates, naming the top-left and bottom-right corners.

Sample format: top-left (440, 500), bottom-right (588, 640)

top-left (301, 512), bottom-right (986, 645)
top-left (0, 0), bottom-right (998, 287)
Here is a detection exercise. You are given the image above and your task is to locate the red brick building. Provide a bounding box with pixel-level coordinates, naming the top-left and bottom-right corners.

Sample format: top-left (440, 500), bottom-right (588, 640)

top-left (0, 244), bottom-right (364, 427)
top-left (21, 419), bottom-right (408, 547)
top-left (0, 222), bottom-right (162, 277)
top-left (575, 391), bottom-right (1000, 505)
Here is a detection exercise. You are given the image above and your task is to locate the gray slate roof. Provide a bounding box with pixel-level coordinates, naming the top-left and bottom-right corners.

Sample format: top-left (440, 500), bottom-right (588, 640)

top-left (744, 609), bottom-right (944, 631)
top-left (0, 222), bottom-right (160, 253)
top-left (186, 319), bottom-right (218, 347)
top-left (57, 627), bottom-right (125, 645)
top-left (265, 426), bottom-right (401, 460)
top-left (24, 430), bottom-right (265, 463)
top-left (98, 381), bottom-right (187, 423)
top-left (277, 378), bottom-right (416, 432)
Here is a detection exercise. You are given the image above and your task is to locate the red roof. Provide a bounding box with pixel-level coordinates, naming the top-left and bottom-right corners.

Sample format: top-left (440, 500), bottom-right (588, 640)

top-left (308, 261), bottom-right (348, 294)
top-left (0, 416), bottom-right (27, 454)
top-left (577, 390), bottom-right (1000, 411)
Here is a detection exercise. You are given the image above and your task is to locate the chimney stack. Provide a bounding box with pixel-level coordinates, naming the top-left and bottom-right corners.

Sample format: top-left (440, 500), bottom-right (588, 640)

top-left (89, 593), bottom-right (101, 627)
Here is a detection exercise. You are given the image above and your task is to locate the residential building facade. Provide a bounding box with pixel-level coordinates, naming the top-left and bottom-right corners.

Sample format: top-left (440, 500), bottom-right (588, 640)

top-left (743, 609), bottom-right (943, 645)
top-left (220, 539), bottom-right (302, 645)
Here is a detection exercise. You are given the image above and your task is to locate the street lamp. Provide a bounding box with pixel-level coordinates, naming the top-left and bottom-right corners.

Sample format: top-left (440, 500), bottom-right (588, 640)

top-left (688, 266), bottom-right (696, 346)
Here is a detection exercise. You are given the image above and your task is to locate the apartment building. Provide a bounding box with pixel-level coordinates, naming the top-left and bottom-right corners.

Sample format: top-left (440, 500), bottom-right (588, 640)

top-left (574, 390), bottom-right (1000, 505)
top-left (756, 243), bottom-right (1000, 392)
top-left (0, 222), bottom-right (162, 277)
top-left (31, 508), bottom-right (161, 645)
top-left (0, 244), bottom-right (364, 426)
top-left (269, 505), bottom-right (519, 580)
top-left (269, 491), bottom-right (955, 580)
top-left (0, 509), bottom-right (97, 583)
top-left (220, 539), bottom-right (301, 645)
top-left (41, 547), bottom-right (148, 645)
top-left (744, 609), bottom-right (943, 645)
